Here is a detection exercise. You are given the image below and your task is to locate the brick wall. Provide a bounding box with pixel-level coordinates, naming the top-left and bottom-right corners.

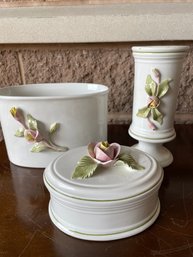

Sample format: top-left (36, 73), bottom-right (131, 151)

top-left (0, 43), bottom-right (192, 124)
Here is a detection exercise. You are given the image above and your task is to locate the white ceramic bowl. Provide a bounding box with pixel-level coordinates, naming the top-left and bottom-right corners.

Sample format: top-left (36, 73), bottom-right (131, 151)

top-left (44, 145), bottom-right (163, 241)
top-left (0, 83), bottom-right (108, 168)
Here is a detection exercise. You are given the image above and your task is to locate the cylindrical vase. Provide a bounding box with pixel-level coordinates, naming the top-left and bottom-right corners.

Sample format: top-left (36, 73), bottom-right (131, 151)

top-left (129, 45), bottom-right (189, 167)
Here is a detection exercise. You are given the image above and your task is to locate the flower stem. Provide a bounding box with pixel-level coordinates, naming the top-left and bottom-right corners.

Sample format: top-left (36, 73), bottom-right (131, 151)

top-left (42, 139), bottom-right (68, 152)
top-left (147, 117), bottom-right (157, 130)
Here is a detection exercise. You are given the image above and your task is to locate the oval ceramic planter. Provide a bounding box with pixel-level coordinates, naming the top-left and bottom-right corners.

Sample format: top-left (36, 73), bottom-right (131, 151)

top-left (0, 83), bottom-right (108, 168)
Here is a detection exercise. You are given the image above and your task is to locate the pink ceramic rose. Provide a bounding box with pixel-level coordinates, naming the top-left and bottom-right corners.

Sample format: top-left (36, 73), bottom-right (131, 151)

top-left (88, 141), bottom-right (121, 166)
top-left (72, 141), bottom-right (144, 179)
top-left (24, 129), bottom-right (42, 142)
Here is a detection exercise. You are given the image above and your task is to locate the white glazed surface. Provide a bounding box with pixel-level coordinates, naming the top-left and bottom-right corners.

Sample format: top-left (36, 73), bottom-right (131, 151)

top-left (44, 146), bottom-right (163, 241)
top-left (0, 83), bottom-right (108, 168)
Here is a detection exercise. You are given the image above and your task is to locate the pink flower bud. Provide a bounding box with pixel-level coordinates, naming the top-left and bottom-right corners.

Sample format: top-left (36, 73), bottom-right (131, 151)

top-left (152, 68), bottom-right (161, 79)
top-left (10, 107), bottom-right (27, 128)
top-left (24, 129), bottom-right (41, 142)
top-left (88, 141), bottom-right (121, 166)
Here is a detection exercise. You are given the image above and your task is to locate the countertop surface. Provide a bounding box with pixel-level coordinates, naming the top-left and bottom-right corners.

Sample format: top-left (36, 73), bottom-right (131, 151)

top-left (0, 124), bottom-right (193, 257)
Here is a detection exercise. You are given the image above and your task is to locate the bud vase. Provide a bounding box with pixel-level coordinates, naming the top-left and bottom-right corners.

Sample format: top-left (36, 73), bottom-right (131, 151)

top-left (129, 45), bottom-right (189, 167)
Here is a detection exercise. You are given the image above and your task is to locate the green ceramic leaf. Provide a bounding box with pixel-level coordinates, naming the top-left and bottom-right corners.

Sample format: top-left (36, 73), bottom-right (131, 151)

top-left (72, 156), bottom-right (98, 179)
top-left (117, 153), bottom-right (144, 170)
top-left (31, 142), bottom-right (47, 152)
top-left (49, 122), bottom-right (59, 134)
top-left (151, 108), bottom-right (163, 125)
top-left (15, 127), bottom-right (24, 137)
top-left (27, 114), bottom-right (38, 130)
top-left (145, 75), bottom-right (157, 96)
top-left (137, 107), bottom-right (151, 118)
top-left (157, 80), bottom-right (170, 98)
top-left (114, 160), bottom-right (127, 167)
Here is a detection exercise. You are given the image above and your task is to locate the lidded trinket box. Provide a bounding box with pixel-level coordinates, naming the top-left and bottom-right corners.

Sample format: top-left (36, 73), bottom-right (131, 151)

top-left (44, 142), bottom-right (163, 241)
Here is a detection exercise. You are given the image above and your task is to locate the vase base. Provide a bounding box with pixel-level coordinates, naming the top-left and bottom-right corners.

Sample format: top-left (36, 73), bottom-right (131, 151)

top-left (131, 142), bottom-right (173, 168)
top-left (129, 126), bottom-right (176, 143)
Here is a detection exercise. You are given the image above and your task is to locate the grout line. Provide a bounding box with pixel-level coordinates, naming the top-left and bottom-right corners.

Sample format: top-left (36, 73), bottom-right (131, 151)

top-left (17, 51), bottom-right (26, 85)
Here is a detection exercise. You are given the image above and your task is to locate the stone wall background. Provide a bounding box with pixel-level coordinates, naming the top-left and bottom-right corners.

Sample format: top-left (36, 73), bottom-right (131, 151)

top-left (0, 43), bottom-right (192, 124)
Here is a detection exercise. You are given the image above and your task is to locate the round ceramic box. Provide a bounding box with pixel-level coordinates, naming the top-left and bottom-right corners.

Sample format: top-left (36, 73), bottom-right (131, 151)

top-left (44, 144), bottom-right (163, 241)
top-left (0, 83), bottom-right (108, 168)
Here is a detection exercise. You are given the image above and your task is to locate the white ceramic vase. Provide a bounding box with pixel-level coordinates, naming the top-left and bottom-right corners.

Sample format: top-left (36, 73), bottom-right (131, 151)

top-left (129, 46), bottom-right (189, 167)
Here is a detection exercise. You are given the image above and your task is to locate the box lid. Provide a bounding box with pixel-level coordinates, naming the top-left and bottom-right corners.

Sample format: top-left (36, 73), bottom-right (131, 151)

top-left (44, 145), bottom-right (163, 201)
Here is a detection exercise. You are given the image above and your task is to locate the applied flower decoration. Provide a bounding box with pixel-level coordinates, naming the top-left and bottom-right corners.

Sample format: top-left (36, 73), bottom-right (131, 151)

top-left (72, 141), bottom-right (144, 179)
top-left (10, 107), bottom-right (68, 153)
top-left (136, 68), bottom-right (171, 130)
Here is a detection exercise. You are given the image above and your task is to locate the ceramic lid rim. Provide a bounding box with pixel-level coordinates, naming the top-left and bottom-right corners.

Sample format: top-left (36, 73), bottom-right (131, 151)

top-left (44, 172), bottom-right (164, 202)
top-left (44, 146), bottom-right (163, 201)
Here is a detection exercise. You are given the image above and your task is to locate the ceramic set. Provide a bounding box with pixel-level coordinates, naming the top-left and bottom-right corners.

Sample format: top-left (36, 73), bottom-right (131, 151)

top-left (0, 45), bottom-right (189, 241)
